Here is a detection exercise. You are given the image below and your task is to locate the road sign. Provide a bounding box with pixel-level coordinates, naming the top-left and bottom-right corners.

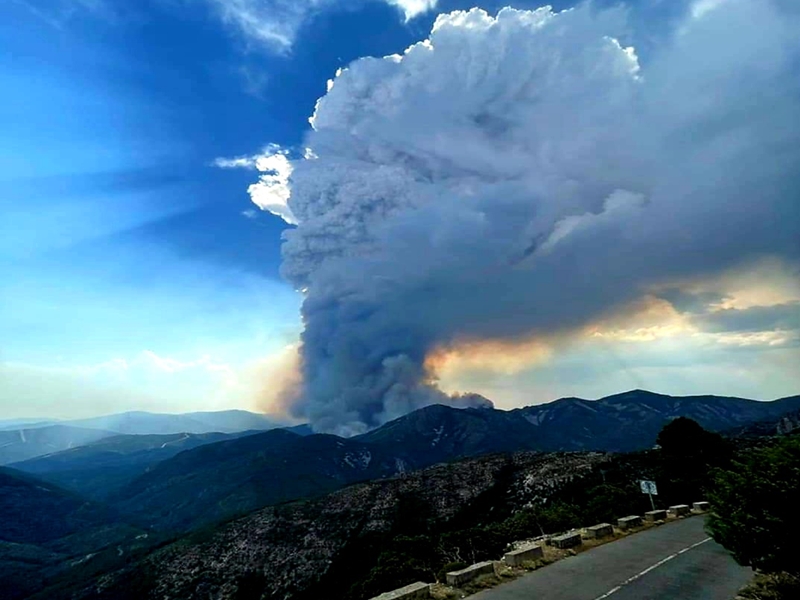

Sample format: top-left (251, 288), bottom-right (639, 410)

top-left (640, 480), bottom-right (658, 495)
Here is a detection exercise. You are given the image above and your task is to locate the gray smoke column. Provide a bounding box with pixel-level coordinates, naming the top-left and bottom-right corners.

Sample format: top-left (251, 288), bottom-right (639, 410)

top-left (257, 2), bottom-right (800, 435)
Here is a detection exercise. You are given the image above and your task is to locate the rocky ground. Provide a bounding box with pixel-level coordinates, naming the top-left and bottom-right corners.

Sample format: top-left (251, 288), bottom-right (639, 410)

top-left (58, 451), bottom-right (608, 600)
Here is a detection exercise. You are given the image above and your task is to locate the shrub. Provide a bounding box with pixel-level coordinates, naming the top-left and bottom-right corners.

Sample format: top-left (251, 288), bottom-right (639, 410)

top-left (437, 562), bottom-right (467, 582)
top-left (707, 436), bottom-right (800, 576)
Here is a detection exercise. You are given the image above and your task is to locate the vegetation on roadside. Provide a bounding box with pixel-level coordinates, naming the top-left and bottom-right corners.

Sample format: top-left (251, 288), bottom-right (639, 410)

top-left (299, 417), bottom-right (732, 600)
top-left (708, 434), bottom-right (800, 599)
top-left (31, 417), bottom-right (747, 600)
top-left (735, 572), bottom-right (800, 600)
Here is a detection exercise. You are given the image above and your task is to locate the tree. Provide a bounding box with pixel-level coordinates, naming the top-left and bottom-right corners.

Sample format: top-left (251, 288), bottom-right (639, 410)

top-left (706, 436), bottom-right (800, 576)
top-left (657, 417), bottom-right (730, 462)
top-left (656, 417), bottom-right (731, 505)
top-left (584, 483), bottom-right (643, 524)
top-left (355, 535), bottom-right (440, 597)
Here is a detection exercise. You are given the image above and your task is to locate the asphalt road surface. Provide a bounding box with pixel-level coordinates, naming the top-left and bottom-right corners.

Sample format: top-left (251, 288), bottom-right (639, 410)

top-left (475, 516), bottom-right (752, 600)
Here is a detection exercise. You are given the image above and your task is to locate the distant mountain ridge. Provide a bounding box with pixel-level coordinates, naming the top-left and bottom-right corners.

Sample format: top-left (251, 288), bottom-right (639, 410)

top-left (83, 389), bottom-right (800, 532)
top-left (0, 419), bottom-right (58, 431)
top-left (512, 390), bottom-right (800, 452)
top-left (0, 409), bottom-right (284, 435)
top-left (54, 409), bottom-right (282, 435)
top-left (9, 430), bottom-right (257, 500)
top-left (0, 425), bottom-right (116, 465)
top-left (354, 389), bottom-right (800, 460)
top-left (353, 403), bottom-right (542, 468)
top-left (0, 409), bottom-right (288, 465)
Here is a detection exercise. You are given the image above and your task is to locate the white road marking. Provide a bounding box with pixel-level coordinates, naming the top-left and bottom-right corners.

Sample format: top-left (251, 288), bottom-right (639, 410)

top-left (591, 538), bottom-right (712, 600)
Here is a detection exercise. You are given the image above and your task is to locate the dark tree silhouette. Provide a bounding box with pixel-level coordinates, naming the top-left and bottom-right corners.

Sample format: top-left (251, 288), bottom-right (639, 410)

top-left (655, 417), bottom-right (732, 506)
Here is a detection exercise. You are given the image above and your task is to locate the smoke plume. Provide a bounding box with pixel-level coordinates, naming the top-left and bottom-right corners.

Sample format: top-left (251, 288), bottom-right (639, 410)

top-left (253, 1), bottom-right (800, 435)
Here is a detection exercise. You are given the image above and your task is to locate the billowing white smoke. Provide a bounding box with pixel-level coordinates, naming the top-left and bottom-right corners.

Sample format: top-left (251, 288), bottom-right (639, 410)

top-left (256, 1), bottom-right (800, 435)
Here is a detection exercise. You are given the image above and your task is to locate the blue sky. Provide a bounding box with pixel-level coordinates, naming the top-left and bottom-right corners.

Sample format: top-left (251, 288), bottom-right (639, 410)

top-left (0, 0), bottom-right (467, 417)
top-left (2, 0), bottom-right (799, 421)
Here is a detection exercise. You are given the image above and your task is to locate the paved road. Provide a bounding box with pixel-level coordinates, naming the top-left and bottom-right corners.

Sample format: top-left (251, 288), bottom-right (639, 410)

top-left (475, 517), bottom-right (752, 600)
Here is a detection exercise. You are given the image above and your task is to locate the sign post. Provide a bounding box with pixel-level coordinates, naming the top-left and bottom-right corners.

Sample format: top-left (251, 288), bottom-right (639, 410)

top-left (640, 480), bottom-right (658, 511)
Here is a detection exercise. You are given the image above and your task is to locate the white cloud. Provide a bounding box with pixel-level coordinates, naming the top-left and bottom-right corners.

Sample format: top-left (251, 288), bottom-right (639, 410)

top-left (214, 146), bottom-right (297, 224)
top-left (386, 0), bottom-right (437, 21)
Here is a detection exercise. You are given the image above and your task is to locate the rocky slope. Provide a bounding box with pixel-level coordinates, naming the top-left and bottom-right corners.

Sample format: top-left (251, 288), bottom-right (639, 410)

top-left (726, 408), bottom-right (800, 438)
top-left (58, 451), bottom-right (608, 600)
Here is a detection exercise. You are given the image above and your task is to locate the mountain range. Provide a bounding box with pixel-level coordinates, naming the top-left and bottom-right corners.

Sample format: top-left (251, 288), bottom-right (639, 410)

top-left (9, 389), bottom-right (798, 533)
top-left (110, 429), bottom-right (400, 531)
top-left (62, 409), bottom-right (282, 435)
top-left (0, 425), bottom-right (116, 465)
top-left (511, 389), bottom-right (800, 452)
top-left (0, 409), bottom-right (282, 435)
top-left (8, 431), bottom-right (256, 500)
top-left (0, 409), bottom-right (291, 465)
top-left (3, 389), bottom-right (800, 599)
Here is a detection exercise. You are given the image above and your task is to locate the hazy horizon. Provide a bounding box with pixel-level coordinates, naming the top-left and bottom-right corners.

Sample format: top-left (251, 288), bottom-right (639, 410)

top-left (5, 388), bottom-right (800, 424)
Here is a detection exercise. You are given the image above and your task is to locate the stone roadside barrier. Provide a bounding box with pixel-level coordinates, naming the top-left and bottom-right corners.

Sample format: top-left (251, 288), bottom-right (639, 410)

top-left (584, 523), bottom-right (613, 539)
top-left (373, 501), bottom-right (701, 597)
top-left (369, 581), bottom-right (431, 600)
top-left (446, 561), bottom-right (496, 587)
top-left (503, 544), bottom-right (544, 566)
top-left (669, 504), bottom-right (691, 517)
top-left (617, 515), bottom-right (643, 530)
top-left (552, 531), bottom-right (582, 549)
top-left (645, 509), bottom-right (667, 522)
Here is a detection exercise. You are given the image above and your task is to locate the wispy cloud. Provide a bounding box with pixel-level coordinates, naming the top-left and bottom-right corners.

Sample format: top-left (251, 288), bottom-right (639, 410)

top-left (204, 0), bottom-right (326, 53)
top-left (237, 63), bottom-right (271, 98)
top-left (12, 0), bottom-right (116, 27)
top-left (204, 0), bottom-right (438, 53)
top-left (691, 0), bottom-right (731, 20)
top-left (213, 156), bottom-right (259, 169)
